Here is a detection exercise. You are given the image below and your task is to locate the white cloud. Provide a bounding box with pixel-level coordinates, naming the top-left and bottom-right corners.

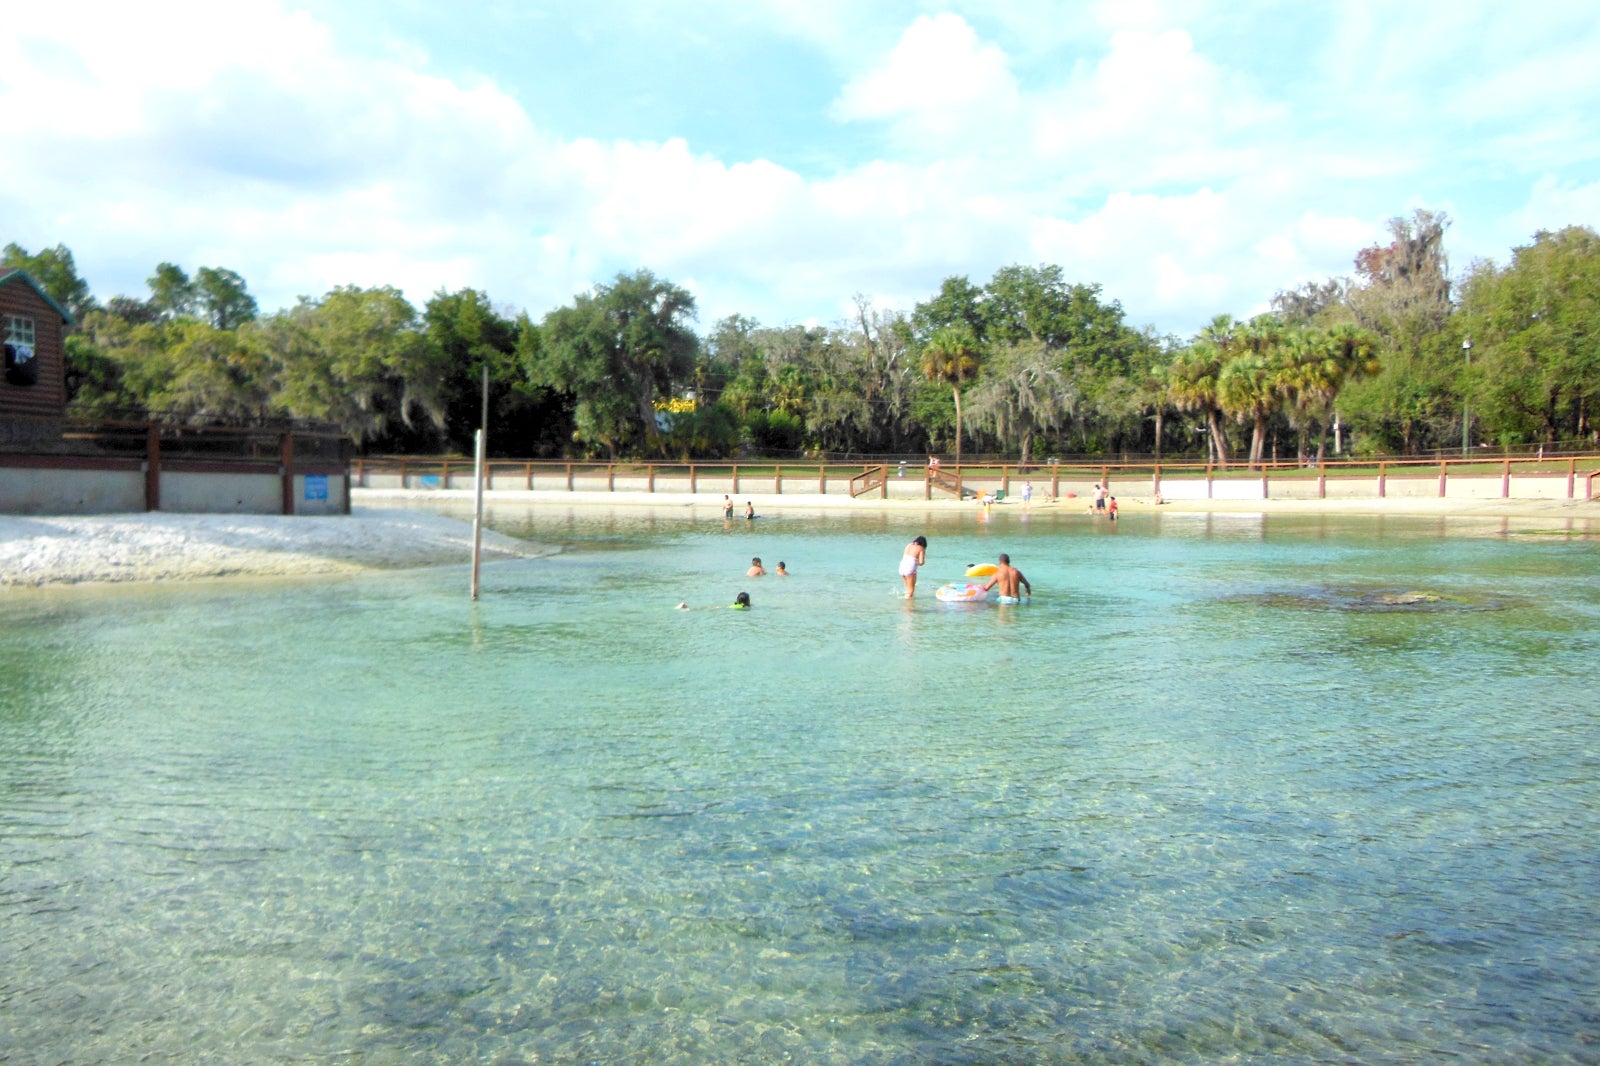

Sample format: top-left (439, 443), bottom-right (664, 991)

top-left (2, 0), bottom-right (1595, 342)
top-left (831, 13), bottom-right (1019, 139)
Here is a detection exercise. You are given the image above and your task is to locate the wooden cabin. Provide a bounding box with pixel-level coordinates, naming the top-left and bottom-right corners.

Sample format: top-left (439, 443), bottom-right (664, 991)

top-left (1, 268), bottom-right (73, 424)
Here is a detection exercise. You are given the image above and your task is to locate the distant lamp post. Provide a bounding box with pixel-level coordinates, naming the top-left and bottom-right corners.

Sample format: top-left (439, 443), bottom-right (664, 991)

top-left (1461, 338), bottom-right (1473, 456)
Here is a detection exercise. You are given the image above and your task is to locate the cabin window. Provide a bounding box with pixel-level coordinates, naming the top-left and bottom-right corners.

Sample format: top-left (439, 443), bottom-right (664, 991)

top-left (4, 316), bottom-right (35, 348)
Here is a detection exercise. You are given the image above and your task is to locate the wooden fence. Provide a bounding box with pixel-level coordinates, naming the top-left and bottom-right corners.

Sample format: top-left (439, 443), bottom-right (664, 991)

top-left (1, 414), bottom-right (351, 515)
top-left (352, 455), bottom-right (1600, 503)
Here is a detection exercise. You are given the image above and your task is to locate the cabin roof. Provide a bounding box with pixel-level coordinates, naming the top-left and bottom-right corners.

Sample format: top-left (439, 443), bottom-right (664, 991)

top-left (0, 269), bottom-right (75, 326)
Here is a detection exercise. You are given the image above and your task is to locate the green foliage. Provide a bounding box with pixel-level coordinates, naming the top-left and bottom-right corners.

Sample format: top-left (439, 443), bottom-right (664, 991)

top-left (423, 287), bottom-right (565, 456)
top-left (1458, 226), bottom-right (1600, 444)
top-left (965, 340), bottom-right (1076, 464)
top-left (261, 286), bottom-right (449, 446)
top-left (147, 262), bottom-right (196, 320)
top-left (744, 409), bottom-right (803, 453)
top-left (661, 399), bottom-right (742, 459)
top-left (17, 224), bottom-right (1600, 461)
top-left (527, 269), bottom-right (698, 458)
top-left (909, 275), bottom-right (986, 345)
top-left (3, 242), bottom-right (98, 321)
top-left (63, 332), bottom-right (130, 415)
top-left (919, 324), bottom-right (983, 463)
top-left (195, 267), bottom-right (258, 330)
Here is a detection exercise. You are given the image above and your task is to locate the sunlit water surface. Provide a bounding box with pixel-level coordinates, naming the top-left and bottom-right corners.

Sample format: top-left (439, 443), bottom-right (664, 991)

top-left (3, 506), bottom-right (1599, 1064)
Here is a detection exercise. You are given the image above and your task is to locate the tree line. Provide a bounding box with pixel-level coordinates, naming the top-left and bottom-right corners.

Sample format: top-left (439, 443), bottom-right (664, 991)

top-left (6, 208), bottom-right (1597, 464)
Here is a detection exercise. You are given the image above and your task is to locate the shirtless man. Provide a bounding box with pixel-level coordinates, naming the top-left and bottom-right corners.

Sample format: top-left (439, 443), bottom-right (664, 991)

top-left (747, 557), bottom-right (767, 577)
top-left (982, 553), bottom-right (1031, 603)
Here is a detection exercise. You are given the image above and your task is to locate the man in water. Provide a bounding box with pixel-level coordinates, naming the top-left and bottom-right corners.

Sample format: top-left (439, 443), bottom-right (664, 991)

top-left (982, 553), bottom-right (1031, 603)
top-left (747, 557), bottom-right (766, 576)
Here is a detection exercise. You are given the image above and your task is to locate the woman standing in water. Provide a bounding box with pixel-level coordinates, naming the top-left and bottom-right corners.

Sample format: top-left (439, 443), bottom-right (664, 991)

top-left (899, 535), bottom-right (927, 598)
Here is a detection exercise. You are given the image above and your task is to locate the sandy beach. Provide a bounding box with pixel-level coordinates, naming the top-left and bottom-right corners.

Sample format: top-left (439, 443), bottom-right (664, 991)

top-left (3, 489), bottom-right (1596, 589)
top-left (0, 507), bottom-right (545, 589)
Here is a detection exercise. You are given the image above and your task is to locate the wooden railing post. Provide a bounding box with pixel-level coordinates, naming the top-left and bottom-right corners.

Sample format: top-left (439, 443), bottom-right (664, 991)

top-left (732, 464), bottom-right (740, 493)
top-left (280, 432), bottom-right (295, 515)
top-left (1502, 459), bottom-right (1511, 498)
top-left (648, 465), bottom-right (656, 493)
top-left (689, 464), bottom-right (697, 494)
top-left (1568, 457), bottom-right (1577, 499)
top-left (1205, 462), bottom-right (1214, 499)
top-left (1438, 460), bottom-right (1448, 498)
top-left (1378, 461), bottom-right (1387, 498)
top-left (775, 465), bottom-right (783, 494)
top-left (144, 424), bottom-right (161, 511)
top-left (819, 465), bottom-right (826, 495)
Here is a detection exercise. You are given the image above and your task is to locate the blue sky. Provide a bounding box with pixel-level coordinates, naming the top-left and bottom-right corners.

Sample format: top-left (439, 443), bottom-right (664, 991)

top-left (5, 1), bottom-right (1598, 339)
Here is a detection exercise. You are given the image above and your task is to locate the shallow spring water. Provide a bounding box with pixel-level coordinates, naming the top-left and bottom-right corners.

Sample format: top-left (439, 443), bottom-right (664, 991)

top-left (3, 506), bottom-right (1598, 1064)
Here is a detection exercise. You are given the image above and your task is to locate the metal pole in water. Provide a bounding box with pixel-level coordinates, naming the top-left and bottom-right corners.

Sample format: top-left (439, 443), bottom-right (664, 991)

top-left (470, 427), bottom-right (486, 600)
top-left (471, 363), bottom-right (489, 601)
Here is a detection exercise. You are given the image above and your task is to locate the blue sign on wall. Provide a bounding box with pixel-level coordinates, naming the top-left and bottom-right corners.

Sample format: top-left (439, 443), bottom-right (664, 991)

top-left (304, 475), bottom-right (329, 501)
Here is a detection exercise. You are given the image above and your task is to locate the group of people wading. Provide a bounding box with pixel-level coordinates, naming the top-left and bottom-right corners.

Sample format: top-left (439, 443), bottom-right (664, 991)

top-left (899, 536), bottom-right (1031, 603)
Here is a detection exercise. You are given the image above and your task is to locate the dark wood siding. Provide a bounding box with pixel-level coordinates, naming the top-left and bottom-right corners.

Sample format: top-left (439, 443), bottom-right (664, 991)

top-left (0, 275), bottom-right (67, 418)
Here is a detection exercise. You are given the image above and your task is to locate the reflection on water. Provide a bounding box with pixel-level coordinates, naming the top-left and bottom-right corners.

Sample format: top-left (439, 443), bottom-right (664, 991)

top-left (3, 507), bottom-right (1599, 1064)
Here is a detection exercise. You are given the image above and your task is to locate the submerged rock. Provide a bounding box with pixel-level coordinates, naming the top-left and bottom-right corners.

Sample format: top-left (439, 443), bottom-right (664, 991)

top-left (1242, 586), bottom-right (1496, 613)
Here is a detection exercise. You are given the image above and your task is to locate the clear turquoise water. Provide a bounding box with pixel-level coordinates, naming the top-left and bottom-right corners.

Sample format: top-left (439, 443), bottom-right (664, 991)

top-left (3, 506), bottom-right (1599, 1064)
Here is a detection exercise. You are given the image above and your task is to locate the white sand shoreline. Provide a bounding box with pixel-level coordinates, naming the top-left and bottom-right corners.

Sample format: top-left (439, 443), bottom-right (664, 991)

top-left (3, 490), bottom-right (1595, 589)
top-left (0, 507), bottom-right (546, 589)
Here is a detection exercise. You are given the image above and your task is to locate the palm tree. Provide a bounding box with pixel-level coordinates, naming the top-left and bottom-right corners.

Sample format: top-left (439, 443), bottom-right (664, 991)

top-left (920, 325), bottom-right (983, 465)
top-left (1219, 317), bottom-right (1288, 469)
top-left (1167, 315), bottom-right (1234, 468)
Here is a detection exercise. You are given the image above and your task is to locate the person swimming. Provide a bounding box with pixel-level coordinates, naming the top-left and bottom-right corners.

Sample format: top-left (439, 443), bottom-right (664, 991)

top-left (675, 591), bottom-right (752, 610)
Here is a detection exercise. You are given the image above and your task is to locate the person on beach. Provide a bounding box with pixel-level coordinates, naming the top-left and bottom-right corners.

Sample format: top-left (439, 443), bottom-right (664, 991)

top-left (981, 553), bottom-right (1031, 604)
top-left (748, 557), bottom-right (766, 576)
top-left (745, 501), bottom-right (756, 520)
top-left (1094, 483), bottom-right (1108, 513)
top-left (1022, 481), bottom-right (1033, 506)
top-left (1107, 496), bottom-right (1119, 522)
top-left (775, 561), bottom-right (789, 576)
top-left (899, 535), bottom-right (927, 598)
top-left (722, 495), bottom-right (734, 519)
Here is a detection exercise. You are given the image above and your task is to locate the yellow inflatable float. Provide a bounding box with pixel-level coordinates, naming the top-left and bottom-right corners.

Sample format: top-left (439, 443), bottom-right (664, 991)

top-left (965, 563), bottom-right (998, 578)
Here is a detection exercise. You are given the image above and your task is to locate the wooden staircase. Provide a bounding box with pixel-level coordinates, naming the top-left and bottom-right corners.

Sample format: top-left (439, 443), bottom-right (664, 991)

top-left (928, 466), bottom-right (965, 497)
top-left (849, 465), bottom-right (888, 498)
